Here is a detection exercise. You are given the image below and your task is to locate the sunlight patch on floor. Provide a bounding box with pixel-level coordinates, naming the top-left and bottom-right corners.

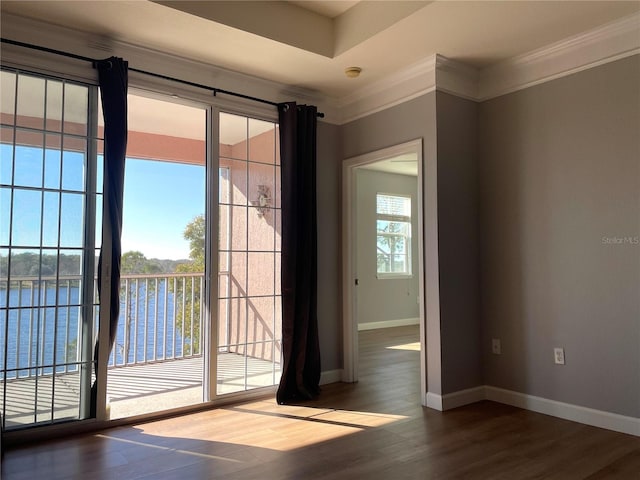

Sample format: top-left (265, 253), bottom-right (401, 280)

top-left (136, 401), bottom-right (408, 452)
top-left (386, 342), bottom-right (420, 351)
top-left (314, 409), bottom-right (408, 428)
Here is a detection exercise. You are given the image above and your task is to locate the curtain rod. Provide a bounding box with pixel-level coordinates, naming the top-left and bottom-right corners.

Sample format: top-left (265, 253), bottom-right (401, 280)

top-left (1, 37), bottom-right (325, 118)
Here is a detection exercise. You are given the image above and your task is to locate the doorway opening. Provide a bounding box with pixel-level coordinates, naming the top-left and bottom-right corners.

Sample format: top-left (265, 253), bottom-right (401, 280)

top-left (342, 139), bottom-right (426, 405)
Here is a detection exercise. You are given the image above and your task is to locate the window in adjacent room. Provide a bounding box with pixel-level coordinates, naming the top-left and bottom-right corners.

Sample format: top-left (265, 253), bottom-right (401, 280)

top-left (376, 193), bottom-right (411, 277)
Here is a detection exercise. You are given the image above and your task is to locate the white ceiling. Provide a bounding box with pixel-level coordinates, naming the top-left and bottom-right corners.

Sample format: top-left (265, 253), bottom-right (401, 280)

top-left (359, 153), bottom-right (418, 177)
top-left (2, 1), bottom-right (639, 100)
top-left (289, 1), bottom-right (359, 19)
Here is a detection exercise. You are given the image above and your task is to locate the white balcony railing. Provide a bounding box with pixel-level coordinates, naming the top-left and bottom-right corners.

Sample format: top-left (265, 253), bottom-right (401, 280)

top-left (1, 272), bottom-right (204, 380)
top-left (111, 273), bottom-right (204, 367)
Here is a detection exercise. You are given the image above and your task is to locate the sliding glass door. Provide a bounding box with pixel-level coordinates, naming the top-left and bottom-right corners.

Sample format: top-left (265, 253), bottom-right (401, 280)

top-left (217, 112), bottom-right (282, 394)
top-left (0, 69), bottom-right (99, 429)
top-left (1, 68), bottom-right (282, 430)
top-left (106, 92), bottom-right (207, 419)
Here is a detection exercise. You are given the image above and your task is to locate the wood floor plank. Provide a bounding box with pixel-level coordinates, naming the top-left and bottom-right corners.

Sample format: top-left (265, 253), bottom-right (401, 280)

top-left (2, 325), bottom-right (639, 479)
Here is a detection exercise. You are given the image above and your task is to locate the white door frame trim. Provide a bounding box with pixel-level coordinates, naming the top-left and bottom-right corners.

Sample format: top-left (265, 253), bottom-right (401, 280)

top-left (341, 139), bottom-right (427, 405)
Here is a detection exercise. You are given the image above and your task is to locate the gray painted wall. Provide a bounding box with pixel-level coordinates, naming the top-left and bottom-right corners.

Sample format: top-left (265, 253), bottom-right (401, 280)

top-left (328, 54), bottom-right (638, 417)
top-left (342, 92), bottom-right (482, 396)
top-left (342, 92), bottom-right (442, 395)
top-left (355, 169), bottom-right (419, 326)
top-left (479, 55), bottom-right (640, 417)
top-left (316, 121), bottom-right (343, 372)
top-left (436, 92), bottom-right (482, 394)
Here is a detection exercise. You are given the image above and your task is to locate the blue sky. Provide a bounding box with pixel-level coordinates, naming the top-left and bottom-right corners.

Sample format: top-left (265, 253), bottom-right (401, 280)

top-left (122, 157), bottom-right (205, 260)
top-left (1, 145), bottom-right (205, 260)
top-left (1, 144), bottom-right (88, 250)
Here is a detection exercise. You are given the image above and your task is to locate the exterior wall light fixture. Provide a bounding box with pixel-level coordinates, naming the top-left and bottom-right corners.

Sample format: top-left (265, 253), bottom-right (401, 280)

top-left (251, 185), bottom-right (271, 217)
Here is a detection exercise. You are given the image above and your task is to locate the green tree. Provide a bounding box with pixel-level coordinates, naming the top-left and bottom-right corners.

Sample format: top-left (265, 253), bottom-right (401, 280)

top-left (121, 251), bottom-right (162, 275)
top-left (376, 221), bottom-right (409, 273)
top-left (0, 252), bottom-right (81, 288)
top-left (174, 215), bottom-right (204, 354)
top-left (182, 214), bottom-right (205, 268)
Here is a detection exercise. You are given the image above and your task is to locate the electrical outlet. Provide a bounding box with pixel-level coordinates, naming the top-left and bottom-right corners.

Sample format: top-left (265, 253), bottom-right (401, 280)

top-left (492, 338), bottom-right (501, 355)
top-left (554, 347), bottom-right (565, 365)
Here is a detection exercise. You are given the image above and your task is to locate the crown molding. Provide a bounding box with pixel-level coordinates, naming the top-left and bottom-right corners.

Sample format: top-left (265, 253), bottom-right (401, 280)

top-left (3, 10), bottom-right (638, 125)
top-left (435, 55), bottom-right (479, 101)
top-left (337, 55), bottom-right (437, 124)
top-left (337, 11), bottom-right (640, 123)
top-left (336, 54), bottom-right (480, 124)
top-left (0, 14), bottom-right (99, 85)
top-left (0, 12), bottom-right (327, 120)
top-left (478, 11), bottom-right (640, 101)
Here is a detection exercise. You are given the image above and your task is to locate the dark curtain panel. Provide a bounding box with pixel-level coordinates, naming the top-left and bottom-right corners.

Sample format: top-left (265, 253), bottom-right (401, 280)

top-left (276, 102), bottom-right (321, 404)
top-left (91, 57), bottom-right (128, 415)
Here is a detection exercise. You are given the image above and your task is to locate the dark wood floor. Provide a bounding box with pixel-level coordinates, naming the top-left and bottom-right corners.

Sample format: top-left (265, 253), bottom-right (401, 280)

top-left (3, 325), bottom-right (639, 479)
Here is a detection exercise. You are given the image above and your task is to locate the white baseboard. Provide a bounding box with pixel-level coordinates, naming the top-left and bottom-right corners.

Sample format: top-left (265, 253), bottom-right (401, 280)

top-left (425, 392), bottom-right (443, 411)
top-left (426, 386), bottom-right (485, 411)
top-left (425, 385), bottom-right (639, 437)
top-left (485, 386), bottom-right (640, 437)
top-left (358, 317), bottom-right (420, 331)
top-left (442, 386), bottom-right (486, 410)
top-left (320, 369), bottom-right (343, 386)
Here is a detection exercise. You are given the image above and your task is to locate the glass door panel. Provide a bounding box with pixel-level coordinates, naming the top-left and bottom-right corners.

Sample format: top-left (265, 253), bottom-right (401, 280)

top-left (217, 113), bottom-right (281, 394)
top-left (0, 70), bottom-right (98, 430)
top-left (106, 93), bottom-right (207, 419)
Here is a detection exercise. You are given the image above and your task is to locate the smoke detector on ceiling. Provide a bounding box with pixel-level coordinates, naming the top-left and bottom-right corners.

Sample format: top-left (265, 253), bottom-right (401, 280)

top-left (344, 67), bottom-right (362, 78)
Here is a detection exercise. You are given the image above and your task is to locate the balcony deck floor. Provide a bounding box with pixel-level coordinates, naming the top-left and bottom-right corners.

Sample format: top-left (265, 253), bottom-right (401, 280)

top-left (3, 354), bottom-right (281, 429)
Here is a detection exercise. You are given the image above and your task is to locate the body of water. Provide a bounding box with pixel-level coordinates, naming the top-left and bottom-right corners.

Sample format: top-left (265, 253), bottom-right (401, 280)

top-left (1, 280), bottom-right (194, 379)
